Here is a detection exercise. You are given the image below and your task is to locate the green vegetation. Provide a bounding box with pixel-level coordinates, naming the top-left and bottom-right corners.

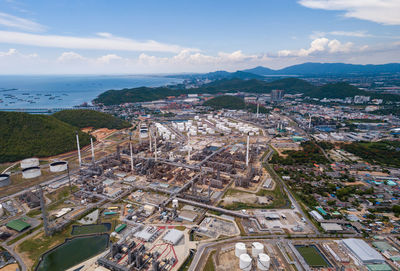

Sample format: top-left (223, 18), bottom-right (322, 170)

top-left (203, 251), bottom-right (216, 271)
top-left (177, 249), bottom-right (195, 271)
top-left (270, 141), bottom-right (329, 165)
top-left (295, 246), bottom-right (330, 267)
top-left (0, 111), bottom-right (91, 163)
top-left (204, 95), bottom-right (246, 110)
top-left (53, 109), bottom-right (131, 129)
top-left (93, 77), bottom-right (400, 105)
top-left (71, 223), bottom-right (110, 236)
top-left (342, 141), bottom-right (400, 167)
top-left (204, 95), bottom-right (269, 113)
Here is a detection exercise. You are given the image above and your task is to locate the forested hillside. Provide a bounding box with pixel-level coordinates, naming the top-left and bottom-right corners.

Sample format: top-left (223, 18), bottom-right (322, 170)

top-left (0, 112), bottom-right (91, 163)
top-left (53, 109), bottom-right (131, 129)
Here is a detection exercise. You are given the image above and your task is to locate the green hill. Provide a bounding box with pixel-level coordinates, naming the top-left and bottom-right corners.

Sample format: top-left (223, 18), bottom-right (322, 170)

top-left (93, 77), bottom-right (400, 105)
top-left (0, 111), bottom-right (91, 163)
top-left (204, 95), bottom-right (269, 113)
top-left (53, 109), bottom-right (131, 129)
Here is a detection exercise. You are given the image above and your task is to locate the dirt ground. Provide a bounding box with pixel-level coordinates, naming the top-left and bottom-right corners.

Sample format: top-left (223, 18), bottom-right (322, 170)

top-left (91, 128), bottom-right (118, 140)
top-left (0, 264), bottom-right (19, 271)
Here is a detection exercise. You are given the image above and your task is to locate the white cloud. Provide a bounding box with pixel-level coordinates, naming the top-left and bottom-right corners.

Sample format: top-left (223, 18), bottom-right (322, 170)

top-left (97, 54), bottom-right (123, 64)
top-left (298, 0), bottom-right (400, 25)
top-left (329, 30), bottom-right (372, 37)
top-left (0, 30), bottom-right (198, 53)
top-left (0, 12), bottom-right (45, 32)
top-left (57, 51), bottom-right (86, 62)
top-left (0, 48), bottom-right (37, 58)
top-left (278, 37), bottom-right (353, 57)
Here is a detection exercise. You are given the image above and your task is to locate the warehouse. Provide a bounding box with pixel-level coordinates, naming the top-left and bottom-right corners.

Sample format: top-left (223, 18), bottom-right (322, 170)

top-left (321, 223), bottom-right (343, 232)
top-left (162, 229), bottom-right (184, 245)
top-left (342, 238), bottom-right (385, 264)
top-left (6, 219), bottom-right (31, 232)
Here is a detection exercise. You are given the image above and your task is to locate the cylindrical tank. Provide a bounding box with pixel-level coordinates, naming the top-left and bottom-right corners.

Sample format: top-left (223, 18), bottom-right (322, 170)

top-left (239, 253), bottom-right (252, 271)
top-left (235, 242), bottom-right (246, 257)
top-left (22, 166), bottom-right (41, 179)
top-left (251, 242), bottom-right (264, 257)
top-left (50, 161), bottom-right (68, 172)
top-left (0, 173), bottom-right (11, 187)
top-left (20, 158), bottom-right (39, 169)
top-left (0, 203), bottom-right (4, 217)
top-left (172, 199), bottom-right (179, 208)
top-left (257, 253), bottom-right (270, 270)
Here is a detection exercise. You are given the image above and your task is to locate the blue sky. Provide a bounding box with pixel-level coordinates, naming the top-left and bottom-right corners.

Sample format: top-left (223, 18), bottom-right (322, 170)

top-left (0, 0), bottom-right (399, 74)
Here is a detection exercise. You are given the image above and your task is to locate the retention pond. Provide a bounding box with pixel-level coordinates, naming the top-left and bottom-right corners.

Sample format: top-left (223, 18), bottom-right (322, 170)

top-left (36, 234), bottom-right (109, 271)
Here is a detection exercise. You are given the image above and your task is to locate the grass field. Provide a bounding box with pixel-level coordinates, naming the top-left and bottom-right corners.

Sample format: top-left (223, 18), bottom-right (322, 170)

top-left (71, 223), bottom-right (111, 236)
top-left (295, 245), bottom-right (330, 267)
top-left (203, 251), bottom-right (216, 271)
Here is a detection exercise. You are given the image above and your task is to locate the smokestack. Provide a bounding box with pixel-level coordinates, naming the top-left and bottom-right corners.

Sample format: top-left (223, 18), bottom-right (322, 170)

top-left (76, 132), bottom-right (82, 167)
top-left (187, 133), bottom-right (191, 162)
top-left (130, 141), bottom-right (134, 171)
top-left (246, 133), bottom-right (250, 167)
top-left (256, 103), bottom-right (259, 118)
top-left (149, 129), bottom-right (152, 152)
top-left (90, 137), bottom-right (95, 163)
top-left (38, 185), bottom-right (50, 236)
top-left (154, 134), bottom-right (158, 162)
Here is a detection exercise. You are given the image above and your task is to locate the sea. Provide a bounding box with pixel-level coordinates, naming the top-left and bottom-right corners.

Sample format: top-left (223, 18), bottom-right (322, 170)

top-left (0, 75), bottom-right (182, 109)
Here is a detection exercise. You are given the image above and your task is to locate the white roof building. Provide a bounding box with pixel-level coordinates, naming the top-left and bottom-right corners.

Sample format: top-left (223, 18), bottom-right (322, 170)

top-left (162, 229), bottom-right (184, 245)
top-left (342, 238), bottom-right (385, 264)
top-left (321, 223), bottom-right (342, 232)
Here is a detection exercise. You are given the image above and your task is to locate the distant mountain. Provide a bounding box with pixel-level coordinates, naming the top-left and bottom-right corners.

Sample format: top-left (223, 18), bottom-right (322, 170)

top-left (168, 70), bottom-right (265, 80)
top-left (0, 111), bottom-right (91, 163)
top-left (53, 109), bottom-right (131, 129)
top-left (242, 62), bottom-right (400, 76)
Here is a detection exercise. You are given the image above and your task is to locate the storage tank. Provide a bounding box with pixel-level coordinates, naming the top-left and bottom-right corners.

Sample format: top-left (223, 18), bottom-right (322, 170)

top-left (22, 166), bottom-right (41, 179)
top-left (251, 242), bottom-right (264, 257)
top-left (257, 253), bottom-right (270, 270)
top-left (20, 158), bottom-right (39, 169)
top-left (0, 203), bottom-right (4, 217)
top-left (50, 161), bottom-right (68, 172)
top-left (235, 242), bottom-right (246, 257)
top-left (0, 173), bottom-right (11, 187)
top-left (172, 199), bottom-right (179, 208)
top-left (239, 253), bottom-right (252, 271)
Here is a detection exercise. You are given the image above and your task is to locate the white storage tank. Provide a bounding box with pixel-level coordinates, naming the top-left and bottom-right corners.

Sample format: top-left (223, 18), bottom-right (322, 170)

top-left (22, 166), bottom-right (41, 179)
top-left (239, 253), bottom-right (252, 271)
top-left (252, 242), bottom-right (264, 257)
top-left (235, 242), bottom-right (246, 257)
top-left (172, 199), bottom-right (179, 208)
top-left (257, 253), bottom-right (270, 270)
top-left (50, 161), bottom-right (68, 172)
top-left (21, 158), bottom-right (39, 169)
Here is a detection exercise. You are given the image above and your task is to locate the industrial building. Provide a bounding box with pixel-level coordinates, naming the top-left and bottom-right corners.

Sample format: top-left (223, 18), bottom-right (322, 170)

top-left (342, 238), bottom-right (385, 264)
top-left (162, 229), bottom-right (184, 245)
top-left (6, 219), bottom-right (31, 232)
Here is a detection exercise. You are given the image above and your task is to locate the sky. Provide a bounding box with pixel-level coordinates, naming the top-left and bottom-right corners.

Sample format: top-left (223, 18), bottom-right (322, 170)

top-left (0, 0), bottom-right (399, 74)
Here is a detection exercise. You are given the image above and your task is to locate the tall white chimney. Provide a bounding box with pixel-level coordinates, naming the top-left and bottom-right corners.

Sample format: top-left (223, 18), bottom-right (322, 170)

top-left (130, 141), bottom-right (134, 171)
top-left (256, 103), bottom-right (259, 118)
top-left (76, 132), bottom-right (82, 167)
top-left (90, 137), bottom-right (95, 162)
top-left (246, 134), bottom-right (250, 167)
top-left (154, 134), bottom-right (158, 161)
top-left (187, 133), bottom-right (191, 162)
